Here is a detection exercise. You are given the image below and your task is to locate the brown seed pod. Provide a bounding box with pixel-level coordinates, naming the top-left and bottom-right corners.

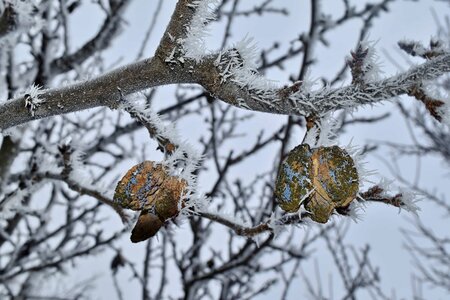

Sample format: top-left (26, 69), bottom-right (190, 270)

top-left (275, 145), bottom-right (359, 223)
top-left (114, 161), bottom-right (165, 210)
top-left (114, 161), bottom-right (187, 213)
top-left (114, 161), bottom-right (188, 242)
top-left (130, 211), bottom-right (163, 243)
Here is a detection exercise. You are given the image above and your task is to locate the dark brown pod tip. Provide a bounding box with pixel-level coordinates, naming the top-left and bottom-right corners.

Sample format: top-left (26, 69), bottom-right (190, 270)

top-left (130, 211), bottom-right (164, 243)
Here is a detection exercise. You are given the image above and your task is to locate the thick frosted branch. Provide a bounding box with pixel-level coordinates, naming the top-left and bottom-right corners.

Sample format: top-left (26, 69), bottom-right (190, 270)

top-left (202, 52), bottom-right (450, 117)
top-left (1, 51), bottom-right (448, 131)
top-left (0, 57), bottom-right (195, 130)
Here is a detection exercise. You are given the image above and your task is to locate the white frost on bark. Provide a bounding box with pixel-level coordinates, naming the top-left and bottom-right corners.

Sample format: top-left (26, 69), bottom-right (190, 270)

top-left (182, 0), bottom-right (220, 62)
top-left (303, 113), bottom-right (339, 147)
top-left (23, 84), bottom-right (45, 117)
top-left (215, 37), bottom-right (279, 109)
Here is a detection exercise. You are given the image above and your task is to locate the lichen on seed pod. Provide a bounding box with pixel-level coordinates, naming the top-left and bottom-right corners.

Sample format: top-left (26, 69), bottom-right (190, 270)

top-left (114, 161), bottom-right (188, 242)
top-left (275, 144), bottom-right (314, 212)
top-left (114, 161), bottom-right (186, 213)
top-left (313, 146), bottom-right (359, 204)
top-left (275, 144), bottom-right (359, 223)
top-left (114, 161), bottom-right (164, 210)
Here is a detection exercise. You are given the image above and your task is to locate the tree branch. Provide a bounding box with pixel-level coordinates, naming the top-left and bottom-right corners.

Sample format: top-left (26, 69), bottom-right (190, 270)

top-left (1, 50), bottom-right (448, 131)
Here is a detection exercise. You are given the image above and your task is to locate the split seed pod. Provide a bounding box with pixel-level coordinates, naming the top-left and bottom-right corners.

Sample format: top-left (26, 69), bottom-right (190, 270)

top-left (275, 144), bottom-right (359, 223)
top-left (114, 161), bottom-right (187, 242)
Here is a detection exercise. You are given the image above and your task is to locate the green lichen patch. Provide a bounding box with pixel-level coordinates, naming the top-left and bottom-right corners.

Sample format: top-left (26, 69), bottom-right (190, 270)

top-left (114, 161), bottom-right (164, 210)
top-left (313, 146), bottom-right (359, 207)
top-left (114, 161), bottom-right (188, 242)
top-left (275, 144), bottom-right (313, 212)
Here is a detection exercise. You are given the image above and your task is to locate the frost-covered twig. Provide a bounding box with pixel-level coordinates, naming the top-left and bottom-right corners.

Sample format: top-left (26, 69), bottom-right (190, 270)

top-left (45, 171), bottom-right (129, 222)
top-left (0, 229), bottom-right (123, 282)
top-left (116, 93), bottom-right (195, 158)
top-left (398, 39), bottom-right (448, 59)
top-left (407, 84), bottom-right (446, 122)
top-left (56, 142), bottom-right (129, 223)
top-left (50, 0), bottom-right (130, 75)
top-left (198, 210), bottom-right (310, 238)
top-left (357, 184), bottom-right (421, 214)
top-left (347, 40), bottom-right (382, 86)
top-left (403, 216), bottom-right (450, 293)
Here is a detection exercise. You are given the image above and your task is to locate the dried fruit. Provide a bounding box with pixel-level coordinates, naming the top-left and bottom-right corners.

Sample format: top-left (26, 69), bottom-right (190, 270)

top-left (114, 161), bottom-right (187, 242)
top-left (114, 161), bottom-right (186, 212)
top-left (275, 144), bottom-right (359, 223)
top-left (130, 211), bottom-right (163, 243)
